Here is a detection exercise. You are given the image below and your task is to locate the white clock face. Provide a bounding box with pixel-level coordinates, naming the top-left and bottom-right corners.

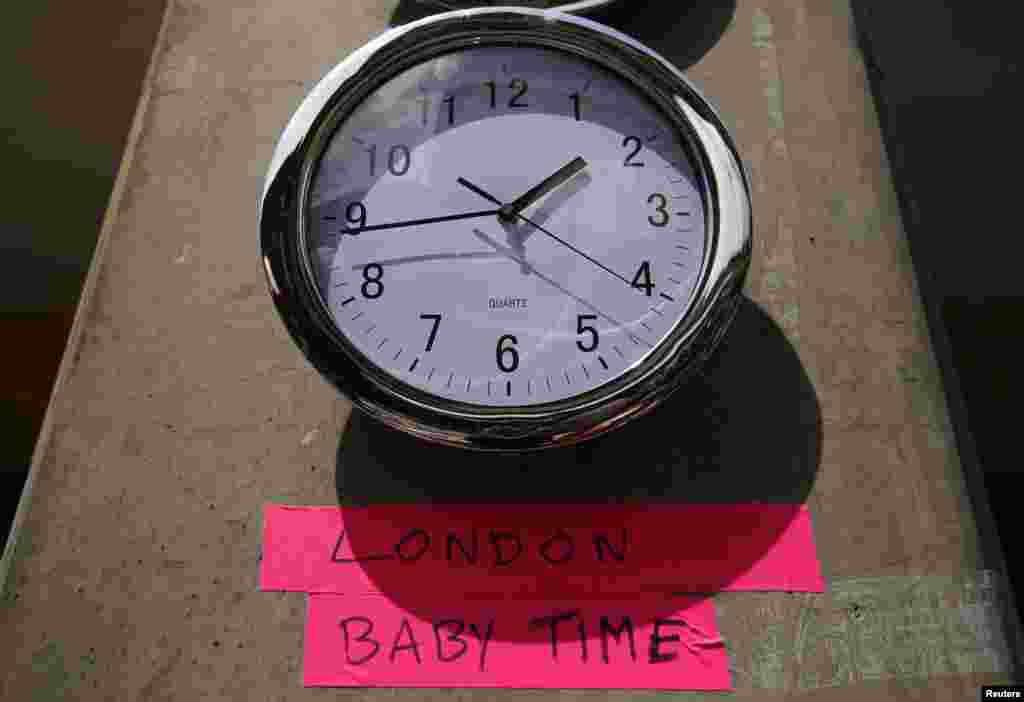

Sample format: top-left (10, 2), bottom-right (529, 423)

top-left (307, 45), bottom-right (706, 408)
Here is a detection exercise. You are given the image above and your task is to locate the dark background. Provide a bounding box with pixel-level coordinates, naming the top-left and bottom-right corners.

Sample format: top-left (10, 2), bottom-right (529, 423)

top-left (2, 1), bottom-right (1021, 610)
top-left (0, 1), bottom-right (169, 542)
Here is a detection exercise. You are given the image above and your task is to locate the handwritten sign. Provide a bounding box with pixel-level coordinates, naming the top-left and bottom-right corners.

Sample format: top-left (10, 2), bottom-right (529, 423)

top-left (303, 593), bottom-right (730, 689)
top-left (261, 504), bottom-right (824, 599)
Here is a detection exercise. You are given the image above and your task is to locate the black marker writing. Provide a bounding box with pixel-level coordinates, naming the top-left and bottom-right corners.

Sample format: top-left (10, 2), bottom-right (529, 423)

top-left (649, 618), bottom-right (687, 663)
top-left (339, 616), bottom-right (380, 664)
top-left (446, 529), bottom-right (479, 565)
top-left (395, 529), bottom-right (430, 562)
top-left (330, 527), bottom-right (631, 567)
top-left (540, 529), bottom-right (575, 565)
top-left (594, 528), bottom-right (628, 562)
top-left (489, 531), bottom-right (523, 567)
top-left (530, 610), bottom-right (586, 661)
top-left (599, 615), bottom-right (637, 663)
top-left (390, 618), bottom-right (422, 664)
top-left (469, 619), bottom-right (496, 672)
top-left (330, 529), bottom-right (393, 563)
top-left (433, 619), bottom-right (469, 663)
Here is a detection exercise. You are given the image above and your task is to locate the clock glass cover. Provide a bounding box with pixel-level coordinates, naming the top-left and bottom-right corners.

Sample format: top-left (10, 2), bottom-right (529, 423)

top-left (306, 45), bottom-right (706, 408)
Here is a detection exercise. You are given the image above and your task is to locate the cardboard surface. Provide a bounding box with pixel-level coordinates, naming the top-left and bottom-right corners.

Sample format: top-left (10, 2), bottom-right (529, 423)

top-left (0, 0), bottom-right (1019, 699)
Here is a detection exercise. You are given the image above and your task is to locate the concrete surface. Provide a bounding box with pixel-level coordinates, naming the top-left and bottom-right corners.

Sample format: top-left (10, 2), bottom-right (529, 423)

top-left (0, 0), bottom-right (1020, 699)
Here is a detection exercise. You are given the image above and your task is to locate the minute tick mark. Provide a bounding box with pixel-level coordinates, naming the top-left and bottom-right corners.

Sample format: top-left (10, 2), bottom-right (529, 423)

top-left (447, 372), bottom-right (454, 389)
top-left (408, 358), bottom-right (419, 372)
top-left (350, 311), bottom-right (364, 321)
top-left (598, 356), bottom-right (609, 370)
top-left (393, 348), bottom-right (403, 361)
top-left (581, 364), bottom-right (590, 380)
top-left (613, 345), bottom-right (625, 358)
top-left (341, 296), bottom-right (356, 305)
top-left (660, 293), bottom-right (674, 302)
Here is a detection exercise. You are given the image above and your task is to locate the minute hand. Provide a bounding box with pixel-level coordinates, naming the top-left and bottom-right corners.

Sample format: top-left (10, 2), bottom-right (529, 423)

top-left (498, 156), bottom-right (588, 222)
top-left (340, 208), bottom-right (500, 235)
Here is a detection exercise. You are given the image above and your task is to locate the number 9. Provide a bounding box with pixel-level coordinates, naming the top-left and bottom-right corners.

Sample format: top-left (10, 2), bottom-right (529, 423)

top-left (345, 201), bottom-right (366, 234)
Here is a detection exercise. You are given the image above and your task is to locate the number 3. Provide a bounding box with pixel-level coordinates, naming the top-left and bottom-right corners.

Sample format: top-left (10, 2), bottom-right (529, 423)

top-left (647, 193), bottom-right (669, 227)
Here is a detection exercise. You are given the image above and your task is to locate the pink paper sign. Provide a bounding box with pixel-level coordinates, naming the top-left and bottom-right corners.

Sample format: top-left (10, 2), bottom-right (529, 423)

top-left (304, 593), bottom-right (730, 689)
top-left (261, 503), bottom-right (824, 599)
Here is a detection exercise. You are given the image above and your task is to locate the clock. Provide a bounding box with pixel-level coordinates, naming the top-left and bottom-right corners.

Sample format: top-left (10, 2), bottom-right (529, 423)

top-left (260, 7), bottom-right (751, 451)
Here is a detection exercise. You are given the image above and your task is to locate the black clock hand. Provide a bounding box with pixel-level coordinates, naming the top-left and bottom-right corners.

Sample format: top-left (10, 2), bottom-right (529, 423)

top-left (456, 177), bottom-right (503, 207)
top-left (457, 176), bottom-right (634, 289)
top-left (498, 156), bottom-right (588, 222)
top-left (336, 208), bottom-right (501, 235)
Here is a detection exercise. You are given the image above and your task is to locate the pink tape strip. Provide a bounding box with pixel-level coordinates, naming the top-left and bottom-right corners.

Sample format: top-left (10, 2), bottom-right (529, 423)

top-left (261, 504), bottom-right (824, 597)
top-left (304, 593), bottom-right (730, 689)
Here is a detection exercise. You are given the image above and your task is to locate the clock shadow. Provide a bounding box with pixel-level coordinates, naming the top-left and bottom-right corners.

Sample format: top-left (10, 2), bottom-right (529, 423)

top-left (388, 1), bottom-right (737, 73)
top-left (330, 297), bottom-right (822, 643)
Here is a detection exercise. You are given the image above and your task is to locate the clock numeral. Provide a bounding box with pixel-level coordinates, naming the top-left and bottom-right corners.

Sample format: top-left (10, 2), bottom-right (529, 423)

top-left (509, 79), bottom-right (529, 108)
top-left (569, 92), bottom-right (582, 121)
top-left (631, 261), bottom-right (655, 296)
top-left (344, 201), bottom-right (366, 234)
top-left (576, 314), bottom-right (599, 352)
top-left (442, 94), bottom-right (455, 126)
top-left (417, 96), bottom-right (430, 126)
top-left (496, 334), bottom-right (519, 373)
top-left (647, 193), bottom-right (669, 227)
top-left (365, 144), bottom-right (411, 176)
top-left (361, 263), bottom-right (384, 299)
top-left (483, 79), bottom-right (529, 109)
top-left (622, 135), bottom-right (645, 167)
top-left (420, 314), bottom-right (442, 352)
top-left (387, 144), bottom-right (410, 176)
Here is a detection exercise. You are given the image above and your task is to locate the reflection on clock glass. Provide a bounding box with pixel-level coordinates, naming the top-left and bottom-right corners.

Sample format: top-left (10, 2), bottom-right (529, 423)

top-left (307, 45), bottom-right (706, 407)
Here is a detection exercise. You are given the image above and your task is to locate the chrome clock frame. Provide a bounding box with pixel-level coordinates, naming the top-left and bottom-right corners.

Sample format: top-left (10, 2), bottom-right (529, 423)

top-left (259, 7), bottom-right (752, 451)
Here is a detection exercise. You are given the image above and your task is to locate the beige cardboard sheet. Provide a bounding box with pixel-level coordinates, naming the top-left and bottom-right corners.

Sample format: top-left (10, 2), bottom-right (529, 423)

top-left (1, 1), bottom-right (1018, 699)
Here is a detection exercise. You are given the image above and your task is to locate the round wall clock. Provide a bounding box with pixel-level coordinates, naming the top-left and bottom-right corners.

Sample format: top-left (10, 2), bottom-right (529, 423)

top-left (260, 7), bottom-right (752, 451)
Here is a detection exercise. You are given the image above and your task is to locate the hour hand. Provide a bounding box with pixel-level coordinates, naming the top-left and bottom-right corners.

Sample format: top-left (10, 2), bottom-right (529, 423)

top-left (498, 156), bottom-right (588, 222)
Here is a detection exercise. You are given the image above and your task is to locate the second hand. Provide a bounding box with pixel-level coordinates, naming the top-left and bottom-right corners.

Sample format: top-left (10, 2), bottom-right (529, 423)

top-left (456, 177), bottom-right (634, 289)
